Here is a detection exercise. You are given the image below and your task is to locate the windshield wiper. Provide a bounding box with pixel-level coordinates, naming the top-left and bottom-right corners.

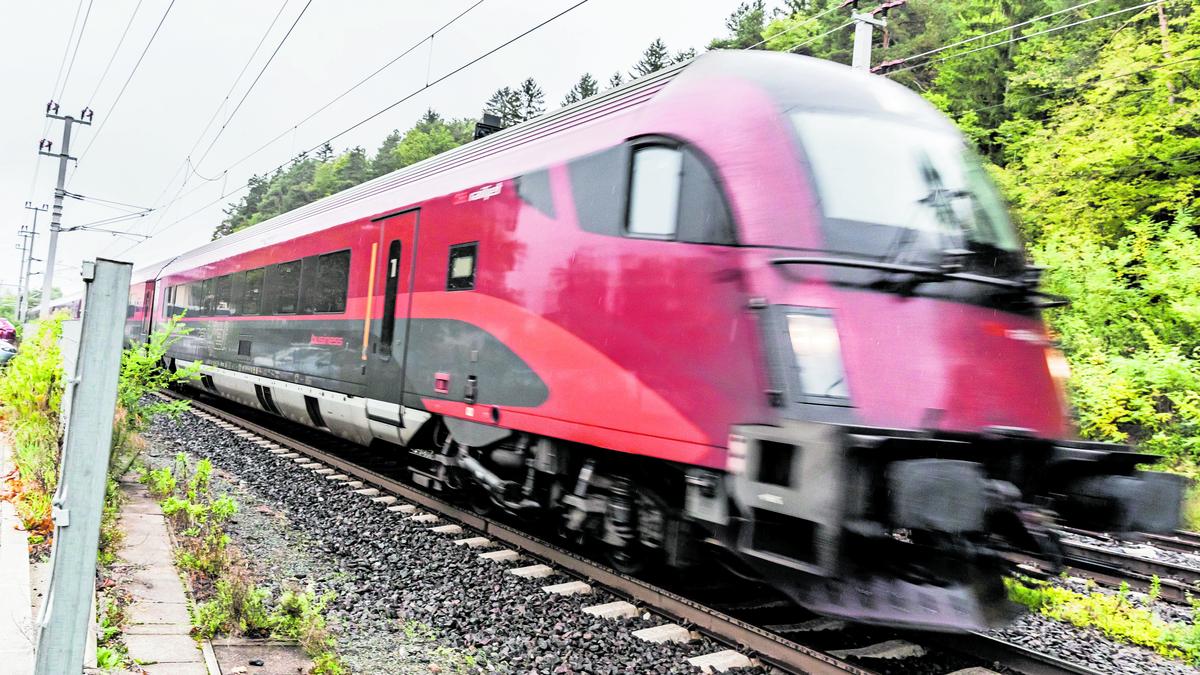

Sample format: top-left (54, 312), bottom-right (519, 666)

top-left (769, 256), bottom-right (1069, 308)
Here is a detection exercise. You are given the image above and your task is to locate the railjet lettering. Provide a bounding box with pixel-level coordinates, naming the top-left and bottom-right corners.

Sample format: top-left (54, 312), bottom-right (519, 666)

top-left (310, 335), bottom-right (345, 346)
top-left (468, 183), bottom-right (502, 202)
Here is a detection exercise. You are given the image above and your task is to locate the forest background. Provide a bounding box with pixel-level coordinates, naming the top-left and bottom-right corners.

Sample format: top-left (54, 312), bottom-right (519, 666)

top-left (4, 0), bottom-right (1198, 469)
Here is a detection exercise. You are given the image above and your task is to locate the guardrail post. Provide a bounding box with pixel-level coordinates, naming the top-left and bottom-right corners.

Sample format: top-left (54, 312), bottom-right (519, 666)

top-left (33, 258), bottom-right (131, 675)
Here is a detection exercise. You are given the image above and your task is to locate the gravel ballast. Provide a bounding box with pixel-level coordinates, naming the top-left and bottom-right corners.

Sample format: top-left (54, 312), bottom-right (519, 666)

top-left (145, 410), bottom-right (767, 674)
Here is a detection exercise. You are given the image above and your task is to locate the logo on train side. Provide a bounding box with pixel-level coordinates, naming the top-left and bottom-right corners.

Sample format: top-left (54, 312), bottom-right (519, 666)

top-left (454, 182), bottom-right (503, 204)
top-left (310, 335), bottom-right (345, 347)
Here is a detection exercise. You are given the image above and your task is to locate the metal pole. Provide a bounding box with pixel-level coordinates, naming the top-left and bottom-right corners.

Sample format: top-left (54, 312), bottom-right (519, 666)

top-left (38, 110), bottom-right (92, 308)
top-left (33, 258), bottom-right (132, 675)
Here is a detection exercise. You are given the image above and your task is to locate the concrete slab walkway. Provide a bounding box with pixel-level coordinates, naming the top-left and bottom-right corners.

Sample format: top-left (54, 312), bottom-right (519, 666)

top-left (0, 435), bottom-right (34, 674)
top-left (114, 479), bottom-right (209, 674)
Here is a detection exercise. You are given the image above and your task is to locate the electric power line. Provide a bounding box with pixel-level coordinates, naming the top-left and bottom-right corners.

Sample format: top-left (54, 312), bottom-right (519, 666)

top-left (189, 0), bottom-right (316, 172)
top-left (26, 0), bottom-right (87, 203)
top-left (84, 0), bottom-right (146, 107)
top-left (73, 0), bottom-right (178, 165)
top-left (111, 0), bottom-right (596, 258)
top-left (135, 0), bottom-right (494, 236)
top-left (743, 3), bottom-right (842, 51)
top-left (883, 0), bottom-right (1104, 70)
top-left (885, 1), bottom-right (1164, 75)
top-left (57, 0), bottom-right (95, 102)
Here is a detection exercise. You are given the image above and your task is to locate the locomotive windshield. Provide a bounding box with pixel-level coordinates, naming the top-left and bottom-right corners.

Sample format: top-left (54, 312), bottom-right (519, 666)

top-left (792, 111), bottom-right (1023, 276)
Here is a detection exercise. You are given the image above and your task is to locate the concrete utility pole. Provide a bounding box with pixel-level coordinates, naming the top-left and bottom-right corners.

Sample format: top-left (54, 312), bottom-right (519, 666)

top-left (17, 202), bottom-right (47, 322)
top-left (847, 0), bottom-right (905, 71)
top-left (37, 103), bottom-right (93, 310)
top-left (33, 258), bottom-right (132, 675)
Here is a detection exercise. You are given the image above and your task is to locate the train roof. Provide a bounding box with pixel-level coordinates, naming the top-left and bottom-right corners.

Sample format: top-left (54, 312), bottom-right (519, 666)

top-left (140, 50), bottom-right (946, 282)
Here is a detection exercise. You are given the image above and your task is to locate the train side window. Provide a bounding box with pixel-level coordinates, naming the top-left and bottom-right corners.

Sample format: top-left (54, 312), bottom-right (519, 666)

top-left (267, 261), bottom-right (302, 314)
top-left (567, 145), bottom-right (628, 236)
top-left (446, 243), bottom-right (477, 291)
top-left (242, 268), bottom-right (264, 315)
top-left (188, 283), bottom-right (203, 315)
top-left (214, 275), bottom-right (233, 316)
top-left (627, 145), bottom-right (682, 238)
top-left (678, 148), bottom-right (736, 245)
top-left (200, 279), bottom-right (215, 316)
top-left (229, 272), bottom-right (245, 316)
top-left (307, 250), bottom-right (350, 313)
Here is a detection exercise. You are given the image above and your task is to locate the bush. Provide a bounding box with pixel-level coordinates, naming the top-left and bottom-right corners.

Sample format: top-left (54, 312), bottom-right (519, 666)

top-left (1035, 213), bottom-right (1200, 462)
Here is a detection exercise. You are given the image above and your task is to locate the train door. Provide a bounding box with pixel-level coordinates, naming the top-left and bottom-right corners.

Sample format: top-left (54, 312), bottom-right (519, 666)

top-left (365, 208), bottom-right (420, 443)
top-left (141, 282), bottom-right (155, 341)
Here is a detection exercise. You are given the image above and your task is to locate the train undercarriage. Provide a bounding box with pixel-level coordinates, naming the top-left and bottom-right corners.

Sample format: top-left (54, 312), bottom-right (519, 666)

top-left (402, 416), bottom-right (1186, 632)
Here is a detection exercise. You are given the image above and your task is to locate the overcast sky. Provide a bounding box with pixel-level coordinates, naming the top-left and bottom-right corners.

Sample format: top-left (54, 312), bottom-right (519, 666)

top-left (0, 0), bottom-right (744, 296)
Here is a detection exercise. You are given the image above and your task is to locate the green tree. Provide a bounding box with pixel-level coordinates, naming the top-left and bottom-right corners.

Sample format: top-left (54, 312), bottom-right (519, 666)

top-left (630, 38), bottom-right (673, 77)
top-left (485, 86), bottom-right (525, 126)
top-left (708, 1), bottom-right (768, 50)
top-left (561, 72), bottom-right (600, 106)
top-left (607, 71), bottom-right (624, 89)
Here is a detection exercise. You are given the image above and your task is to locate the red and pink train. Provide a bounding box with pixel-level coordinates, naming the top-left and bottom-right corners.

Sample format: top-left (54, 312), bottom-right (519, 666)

top-left (59, 51), bottom-right (1183, 630)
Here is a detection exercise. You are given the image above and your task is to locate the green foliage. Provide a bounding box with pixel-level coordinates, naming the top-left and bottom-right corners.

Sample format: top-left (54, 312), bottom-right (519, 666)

top-left (1007, 576), bottom-right (1200, 663)
top-left (1035, 214), bottom-right (1200, 459)
top-left (273, 588), bottom-right (336, 655)
top-left (193, 568), bottom-right (273, 638)
top-left (0, 315), bottom-right (63, 530)
top-left (159, 455), bottom-right (237, 576)
top-left (708, 1), bottom-right (767, 50)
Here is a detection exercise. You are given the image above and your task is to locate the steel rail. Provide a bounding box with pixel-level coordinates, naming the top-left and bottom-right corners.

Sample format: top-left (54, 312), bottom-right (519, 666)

top-left (164, 390), bottom-right (1105, 675)
top-left (1059, 540), bottom-right (1200, 589)
top-left (162, 391), bottom-right (872, 675)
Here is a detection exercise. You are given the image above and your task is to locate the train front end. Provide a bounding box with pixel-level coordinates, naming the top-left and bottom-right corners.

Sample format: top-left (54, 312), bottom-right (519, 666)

top-left (681, 53), bottom-right (1186, 631)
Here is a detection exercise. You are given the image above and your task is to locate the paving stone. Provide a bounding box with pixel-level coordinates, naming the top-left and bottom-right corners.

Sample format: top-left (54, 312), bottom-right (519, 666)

top-left (134, 661), bottom-right (208, 674)
top-left (126, 600), bottom-right (191, 625)
top-left (479, 549), bottom-right (520, 563)
top-left (429, 524), bottom-right (462, 535)
top-left (352, 487), bottom-right (380, 497)
top-left (542, 580), bottom-right (592, 596)
top-left (452, 537), bottom-right (490, 548)
top-left (508, 564), bottom-right (553, 578)
top-left (125, 633), bottom-right (204, 664)
top-left (687, 650), bottom-right (753, 673)
top-left (582, 601), bottom-right (639, 620)
top-left (632, 623), bottom-right (693, 644)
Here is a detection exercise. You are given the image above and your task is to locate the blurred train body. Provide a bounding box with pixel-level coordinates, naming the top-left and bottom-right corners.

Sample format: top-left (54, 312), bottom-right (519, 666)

top-left (72, 52), bottom-right (1182, 631)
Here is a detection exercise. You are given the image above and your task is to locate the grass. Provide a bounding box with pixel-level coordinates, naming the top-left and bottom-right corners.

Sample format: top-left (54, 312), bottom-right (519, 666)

top-left (1007, 576), bottom-right (1200, 663)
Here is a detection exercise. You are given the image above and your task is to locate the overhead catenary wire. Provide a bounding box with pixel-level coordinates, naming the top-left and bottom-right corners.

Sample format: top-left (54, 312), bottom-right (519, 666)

top-left (149, 0), bottom-right (492, 217)
top-left (73, 0), bottom-right (178, 166)
top-left (882, 0), bottom-right (1105, 71)
top-left (189, 0), bottom-right (316, 172)
top-left (138, 0), bottom-right (295, 239)
top-left (111, 0), bottom-right (596, 259)
top-left (742, 3), bottom-right (842, 51)
top-left (27, 0), bottom-right (88, 203)
top-left (57, 0), bottom-right (96, 102)
top-left (83, 0), bottom-right (146, 107)
top-left (888, 0), bottom-right (1166, 74)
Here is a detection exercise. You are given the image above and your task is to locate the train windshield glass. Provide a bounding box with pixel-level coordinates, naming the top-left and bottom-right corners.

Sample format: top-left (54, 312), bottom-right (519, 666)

top-left (792, 111), bottom-right (1022, 274)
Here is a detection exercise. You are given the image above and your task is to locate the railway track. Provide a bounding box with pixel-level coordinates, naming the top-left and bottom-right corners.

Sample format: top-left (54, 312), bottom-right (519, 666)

top-left (1046, 527), bottom-right (1200, 603)
top-left (160, 390), bottom-right (1103, 675)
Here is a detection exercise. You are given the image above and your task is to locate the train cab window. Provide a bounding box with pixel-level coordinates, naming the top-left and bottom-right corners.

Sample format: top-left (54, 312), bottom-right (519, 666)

top-left (446, 243), bottom-right (477, 291)
top-left (305, 250), bottom-right (351, 313)
top-left (267, 261), bottom-right (302, 314)
top-left (214, 275), bottom-right (233, 316)
top-left (627, 146), bottom-right (682, 238)
top-left (242, 268), bottom-right (264, 315)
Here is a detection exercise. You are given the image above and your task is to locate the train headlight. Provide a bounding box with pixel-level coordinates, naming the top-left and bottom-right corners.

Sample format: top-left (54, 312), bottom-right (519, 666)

top-left (787, 313), bottom-right (849, 399)
top-left (1045, 345), bottom-right (1071, 413)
